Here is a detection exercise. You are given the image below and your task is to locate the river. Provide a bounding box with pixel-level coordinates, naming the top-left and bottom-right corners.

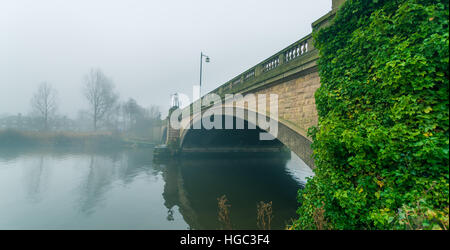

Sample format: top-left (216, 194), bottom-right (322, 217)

top-left (0, 147), bottom-right (313, 229)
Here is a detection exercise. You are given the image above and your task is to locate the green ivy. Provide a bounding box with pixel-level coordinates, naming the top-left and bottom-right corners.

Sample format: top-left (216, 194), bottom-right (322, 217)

top-left (292, 0), bottom-right (449, 229)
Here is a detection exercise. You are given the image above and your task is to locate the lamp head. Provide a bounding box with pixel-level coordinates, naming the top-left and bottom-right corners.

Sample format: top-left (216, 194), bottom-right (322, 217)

top-left (205, 56), bottom-right (210, 63)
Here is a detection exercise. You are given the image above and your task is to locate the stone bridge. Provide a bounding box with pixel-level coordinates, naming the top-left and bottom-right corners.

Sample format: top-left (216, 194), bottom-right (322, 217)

top-left (161, 0), bottom-right (345, 168)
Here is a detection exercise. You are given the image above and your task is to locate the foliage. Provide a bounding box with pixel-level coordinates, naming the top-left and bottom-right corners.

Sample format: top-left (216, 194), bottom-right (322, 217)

top-left (293, 0), bottom-right (449, 229)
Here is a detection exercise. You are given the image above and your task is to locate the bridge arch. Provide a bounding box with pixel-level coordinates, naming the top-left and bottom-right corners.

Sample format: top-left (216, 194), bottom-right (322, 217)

top-left (178, 106), bottom-right (315, 169)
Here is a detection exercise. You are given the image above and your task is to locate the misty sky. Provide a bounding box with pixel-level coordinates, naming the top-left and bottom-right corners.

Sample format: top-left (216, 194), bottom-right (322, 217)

top-left (1, 0), bottom-right (331, 118)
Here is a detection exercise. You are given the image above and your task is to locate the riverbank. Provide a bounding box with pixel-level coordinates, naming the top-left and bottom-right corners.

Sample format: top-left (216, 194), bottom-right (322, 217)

top-left (0, 129), bottom-right (154, 149)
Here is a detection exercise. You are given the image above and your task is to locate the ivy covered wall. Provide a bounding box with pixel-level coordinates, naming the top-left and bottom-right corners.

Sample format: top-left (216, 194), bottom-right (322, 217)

top-left (293, 0), bottom-right (449, 230)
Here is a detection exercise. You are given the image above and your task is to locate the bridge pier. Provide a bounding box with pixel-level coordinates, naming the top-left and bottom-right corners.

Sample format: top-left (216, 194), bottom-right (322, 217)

top-left (166, 108), bottom-right (182, 155)
top-left (154, 108), bottom-right (182, 159)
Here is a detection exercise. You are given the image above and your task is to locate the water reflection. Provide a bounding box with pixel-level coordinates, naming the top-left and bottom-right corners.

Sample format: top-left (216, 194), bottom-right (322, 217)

top-left (160, 154), bottom-right (305, 229)
top-left (0, 147), bottom-right (312, 229)
top-left (77, 155), bottom-right (116, 214)
top-left (75, 149), bottom-right (161, 215)
top-left (24, 156), bottom-right (49, 203)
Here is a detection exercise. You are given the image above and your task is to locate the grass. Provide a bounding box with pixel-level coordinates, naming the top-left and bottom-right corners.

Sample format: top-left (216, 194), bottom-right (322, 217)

top-left (217, 195), bottom-right (232, 230)
top-left (217, 195), bottom-right (275, 230)
top-left (256, 201), bottom-right (273, 230)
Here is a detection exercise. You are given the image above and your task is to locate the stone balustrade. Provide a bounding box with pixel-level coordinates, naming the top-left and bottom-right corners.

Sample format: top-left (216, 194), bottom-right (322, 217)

top-left (209, 34), bottom-right (314, 97)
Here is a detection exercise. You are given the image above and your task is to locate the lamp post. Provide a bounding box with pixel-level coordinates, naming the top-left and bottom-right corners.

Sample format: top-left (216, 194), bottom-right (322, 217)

top-left (199, 52), bottom-right (210, 98)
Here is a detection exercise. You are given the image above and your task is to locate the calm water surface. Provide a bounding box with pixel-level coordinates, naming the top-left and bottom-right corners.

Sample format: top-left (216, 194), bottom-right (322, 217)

top-left (0, 148), bottom-right (313, 229)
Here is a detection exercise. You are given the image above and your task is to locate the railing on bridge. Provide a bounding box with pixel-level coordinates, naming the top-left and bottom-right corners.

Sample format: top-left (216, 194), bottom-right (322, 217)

top-left (208, 33), bottom-right (315, 98)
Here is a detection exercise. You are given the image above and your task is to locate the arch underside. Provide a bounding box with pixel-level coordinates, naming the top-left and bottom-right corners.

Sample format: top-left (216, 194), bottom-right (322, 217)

top-left (180, 107), bottom-right (315, 169)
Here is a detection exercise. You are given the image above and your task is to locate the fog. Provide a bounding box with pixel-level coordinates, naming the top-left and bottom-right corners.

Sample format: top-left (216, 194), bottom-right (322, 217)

top-left (1, 0), bottom-right (330, 118)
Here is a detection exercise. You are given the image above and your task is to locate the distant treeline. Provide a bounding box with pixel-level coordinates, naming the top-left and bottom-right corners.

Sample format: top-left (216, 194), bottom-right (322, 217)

top-left (2, 68), bottom-right (163, 138)
top-left (0, 129), bottom-right (126, 149)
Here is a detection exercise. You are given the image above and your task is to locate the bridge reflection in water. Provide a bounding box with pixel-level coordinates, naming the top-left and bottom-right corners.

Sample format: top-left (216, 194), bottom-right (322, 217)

top-left (160, 152), bottom-right (311, 230)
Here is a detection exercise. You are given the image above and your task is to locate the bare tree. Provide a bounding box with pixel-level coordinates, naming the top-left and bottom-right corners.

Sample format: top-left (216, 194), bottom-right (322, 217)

top-left (147, 105), bottom-right (161, 121)
top-left (121, 99), bottom-right (161, 137)
top-left (83, 68), bottom-right (118, 131)
top-left (122, 98), bottom-right (140, 130)
top-left (31, 82), bottom-right (58, 131)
